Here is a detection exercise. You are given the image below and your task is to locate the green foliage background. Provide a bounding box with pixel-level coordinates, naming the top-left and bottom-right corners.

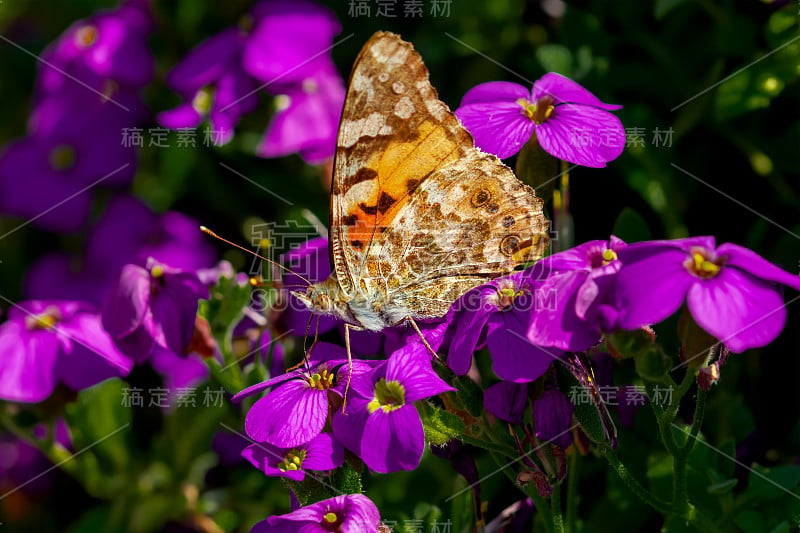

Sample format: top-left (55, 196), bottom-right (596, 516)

top-left (0, 0), bottom-right (798, 532)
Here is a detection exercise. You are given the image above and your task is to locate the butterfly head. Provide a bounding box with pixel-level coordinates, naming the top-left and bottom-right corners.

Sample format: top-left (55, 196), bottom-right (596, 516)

top-left (291, 277), bottom-right (349, 319)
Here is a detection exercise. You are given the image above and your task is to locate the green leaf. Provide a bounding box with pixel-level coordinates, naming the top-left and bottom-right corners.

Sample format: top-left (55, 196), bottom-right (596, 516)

top-left (735, 509), bottom-right (767, 533)
top-left (707, 478), bottom-right (738, 495)
top-left (418, 402), bottom-right (466, 445)
top-left (64, 378), bottom-right (133, 493)
top-left (744, 465), bottom-right (800, 503)
top-left (611, 207), bottom-right (652, 243)
top-left (654, 0), bottom-right (690, 19)
top-left (535, 44), bottom-right (573, 76)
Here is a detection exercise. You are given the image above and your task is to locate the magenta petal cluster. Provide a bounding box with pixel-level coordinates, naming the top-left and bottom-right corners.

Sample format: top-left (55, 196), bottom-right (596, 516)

top-left (0, 301), bottom-right (132, 402)
top-left (455, 73), bottom-right (624, 167)
top-left (331, 345), bottom-right (455, 473)
top-left (102, 261), bottom-right (209, 363)
top-left (236, 343), bottom-right (376, 448)
top-left (614, 236), bottom-right (800, 352)
top-left (242, 432), bottom-right (344, 482)
top-left (250, 494), bottom-right (380, 533)
top-left (527, 237), bottom-right (626, 351)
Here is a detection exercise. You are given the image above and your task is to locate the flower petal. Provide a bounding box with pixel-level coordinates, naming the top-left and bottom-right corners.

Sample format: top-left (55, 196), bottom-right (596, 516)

top-left (455, 101), bottom-right (534, 159)
top-left (535, 104), bottom-right (625, 167)
top-left (484, 381), bottom-right (528, 423)
top-left (385, 348), bottom-right (455, 402)
top-left (488, 314), bottom-right (560, 382)
top-left (718, 243), bottom-right (800, 292)
top-left (460, 81), bottom-right (530, 106)
top-left (0, 322), bottom-right (59, 402)
top-left (615, 247), bottom-right (694, 330)
top-left (244, 380), bottom-right (327, 447)
top-left (687, 267), bottom-right (787, 353)
top-left (360, 405), bottom-right (424, 473)
top-left (302, 432), bottom-right (345, 471)
top-left (533, 73), bottom-right (622, 110)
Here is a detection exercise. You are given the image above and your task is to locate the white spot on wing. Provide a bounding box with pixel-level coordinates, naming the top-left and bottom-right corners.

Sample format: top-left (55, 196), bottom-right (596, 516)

top-left (394, 96), bottom-right (415, 119)
top-left (340, 112), bottom-right (393, 147)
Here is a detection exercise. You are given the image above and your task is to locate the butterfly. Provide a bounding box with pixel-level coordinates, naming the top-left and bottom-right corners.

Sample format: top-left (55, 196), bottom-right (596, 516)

top-left (293, 31), bottom-right (550, 357)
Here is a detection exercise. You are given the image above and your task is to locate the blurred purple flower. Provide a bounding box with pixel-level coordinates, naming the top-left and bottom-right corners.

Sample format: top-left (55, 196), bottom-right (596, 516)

top-left (102, 261), bottom-right (209, 364)
top-left (455, 74), bottom-right (624, 167)
top-left (527, 237), bottom-right (626, 351)
top-left (243, 0), bottom-right (340, 87)
top-left (614, 237), bottom-right (800, 352)
top-left (332, 345), bottom-right (455, 473)
top-left (25, 196), bottom-right (217, 306)
top-left (242, 432), bottom-right (344, 482)
top-left (448, 273), bottom-right (563, 383)
top-left (0, 301), bottom-right (132, 402)
top-left (257, 67), bottom-right (345, 164)
top-left (0, 419), bottom-right (71, 496)
top-left (250, 494), bottom-right (380, 533)
top-left (158, 27), bottom-right (258, 146)
top-left (235, 343), bottom-right (376, 448)
top-left (35, 0), bottom-right (153, 98)
top-left (0, 89), bottom-right (144, 233)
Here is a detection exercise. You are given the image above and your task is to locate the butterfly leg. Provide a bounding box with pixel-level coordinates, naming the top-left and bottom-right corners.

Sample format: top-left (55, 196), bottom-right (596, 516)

top-left (342, 322), bottom-right (365, 413)
top-left (402, 316), bottom-right (445, 365)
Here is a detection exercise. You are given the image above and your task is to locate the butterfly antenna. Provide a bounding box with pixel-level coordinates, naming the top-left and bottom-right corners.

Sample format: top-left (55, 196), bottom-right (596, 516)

top-left (200, 226), bottom-right (312, 285)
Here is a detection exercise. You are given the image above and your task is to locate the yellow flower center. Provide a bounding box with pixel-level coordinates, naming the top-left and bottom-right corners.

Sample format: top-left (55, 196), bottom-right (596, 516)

top-left (518, 95), bottom-right (555, 124)
top-left (49, 144), bottom-right (76, 171)
top-left (277, 449), bottom-right (307, 472)
top-left (602, 249), bottom-right (618, 265)
top-left (275, 94), bottom-right (292, 112)
top-left (75, 25), bottom-right (98, 48)
top-left (25, 306), bottom-right (61, 330)
top-left (151, 265), bottom-right (165, 278)
top-left (684, 248), bottom-right (723, 279)
top-left (307, 368), bottom-right (336, 390)
top-left (192, 87), bottom-right (214, 115)
top-left (367, 378), bottom-right (405, 413)
top-left (322, 511), bottom-right (342, 530)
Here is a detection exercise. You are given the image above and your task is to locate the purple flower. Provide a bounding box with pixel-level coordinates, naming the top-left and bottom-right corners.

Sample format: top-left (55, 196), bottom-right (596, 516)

top-left (250, 494), bottom-right (380, 533)
top-left (257, 68), bottom-right (344, 164)
top-left (24, 196), bottom-right (217, 306)
top-left (448, 273), bottom-right (564, 383)
top-left (102, 261), bottom-right (209, 363)
top-left (331, 345), bottom-right (455, 473)
top-left (0, 88), bottom-right (144, 233)
top-left (236, 343), bottom-right (376, 448)
top-left (35, 0), bottom-right (153, 97)
top-left (614, 237), bottom-right (800, 352)
top-left (455, 74), bottom-right (624, 167)
top-left (0, 301), bottom-right (132, 403)
top-left (158, 27), bottom-right (258, 146)
top-left (0, 419), bottom-right (71, 496)
top-left (484, 381), bottom-right (529, 424)
top-left (242, 0), bottom-right (341, 87)
top-left (242, 432), bottom-right (344, 482)
top-left (527, 237), bottom-right (626, 351)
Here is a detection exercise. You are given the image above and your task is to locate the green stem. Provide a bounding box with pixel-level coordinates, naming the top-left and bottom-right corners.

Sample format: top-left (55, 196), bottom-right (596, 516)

top-left (602, 447), bottom-right (672, 516)
top-left (528, 488), bottom-right (555, 533)
top-left (551, 484), bottom-right (565, 533)
top-left (565, 452), bottom-right (579, 533)
top-left (460, 434), bottom-right (519, 460)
